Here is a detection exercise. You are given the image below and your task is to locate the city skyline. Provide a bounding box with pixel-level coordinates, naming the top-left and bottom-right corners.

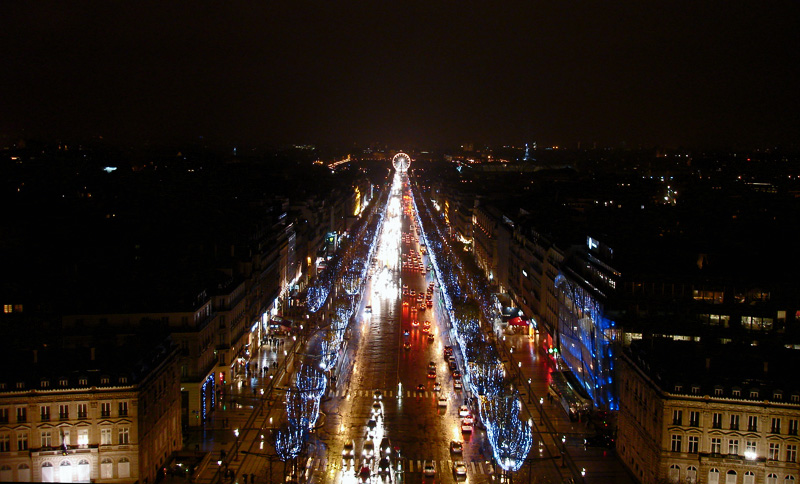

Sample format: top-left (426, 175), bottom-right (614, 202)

top-left (2, 1), bottom-right (800, 150)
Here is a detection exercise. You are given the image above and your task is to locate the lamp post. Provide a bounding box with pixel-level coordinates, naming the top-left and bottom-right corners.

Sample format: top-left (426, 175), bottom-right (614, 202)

top-left (539, 397), bottom-right (544, 424)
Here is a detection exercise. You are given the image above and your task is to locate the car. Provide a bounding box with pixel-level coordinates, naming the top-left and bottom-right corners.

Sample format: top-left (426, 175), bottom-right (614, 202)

top-left (366, 420), bottom-right (377, 436)
top-left (365, 306), bottom-right (372, 313)
top-left (423, 463), bottom-right (436, 477)
top-left (378, 456), bottom-right (391, 474)
top-left (461, 422), bottom-right (473, 433)
top-left (454, 461), bottom-right (468, 477)
top-left (411, 320), bottom-right (419, 327)
top-left (427, 334), bottom-right (434, 342)
top-left (403, 330), bottom-right (410, 336)
top-left (584, 433), bottom-right (616, 448)
top-left (423, 320), bottom-right (431, 327)
top-left (379, 437), bottom-right (392, 455)
top-left (428, 361), bottom-right (436, 369)
top-left (403, 342), bottom-right (411, 350)
top-left (402, 300), bottom-right (409, 306)
top-left (452, 370), bottom-right (461, 378)
top-left (362, 440), bottom-right (375, 458)
top-left (343, 440), bottom-right (355, 456)
top-left (418, 304), bottom-right (426, 311)
top-left (342, 453), bottom-right (355, 468)
top-left (450, 441), bottom-right (463, 453)
top-left (433, 382), bottom-right (441, 392)
top-left (359, 465), bottom-right (371, 482)
top-left (417, 384), bottom-right (426, 391)
top-left (454, 379), bottom-right (462, 390)
top-left (427, 370), bottom-right (436, 379)
top-left (371, 402), bottom-right (383, 417)
top-left (373, 390), bottom-right (383, 400)
top-left (421, 326), bottom-right (429, 334)
top-left (462, 414), bottom-right (474, 425)
top-left (438, 395), bottom-right (448, 407)
top-left (410, 290), bottom-right (416, 297)
top-left (449, 361), bottom-right (457, 372)
top-left (444, 345), bottom-right (453, 355)
top-left (459, 405), bottom-right (470, 417)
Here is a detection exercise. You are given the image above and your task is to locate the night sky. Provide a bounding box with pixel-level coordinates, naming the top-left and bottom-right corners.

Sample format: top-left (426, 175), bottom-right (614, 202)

top-left (2, 1), bottom-right (799, 149)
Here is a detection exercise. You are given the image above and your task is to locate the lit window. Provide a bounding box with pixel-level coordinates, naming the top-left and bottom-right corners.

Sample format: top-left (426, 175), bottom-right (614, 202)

top-left (671, 434), bottom-right (682, 452)
top-left (100, 428), bottom-right (111, 445)
top-left (2, 305), bottom-right (11, 314)
top-left (728, 439), bottom-right (739, 455)
top-left (118, 427), bottom-right (129, 445)
top-left (17, 432), bottom-right (28, 451)
top-left (688, 435), bottom-right (699, 453)
top-left (77, 428), bottom-right (88, 448)
top-left (768, 442), bottom-right (780, 460)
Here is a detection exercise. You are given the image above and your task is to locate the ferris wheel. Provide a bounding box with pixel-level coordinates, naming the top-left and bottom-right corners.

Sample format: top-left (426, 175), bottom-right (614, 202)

top-left (392, 152), bottom-right (411, 172)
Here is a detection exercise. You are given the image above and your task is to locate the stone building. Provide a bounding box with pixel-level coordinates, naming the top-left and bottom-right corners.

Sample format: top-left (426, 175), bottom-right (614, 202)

top-left (617, 339), bottom-right (800, 483)
top-left (0, 337), bottom-right (181, 483)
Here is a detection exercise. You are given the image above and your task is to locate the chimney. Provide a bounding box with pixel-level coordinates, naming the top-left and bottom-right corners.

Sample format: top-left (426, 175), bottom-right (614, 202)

top-left (33, 349), bottom-right (38, 364)
top-left (90, 347), bottom-right (95, 361)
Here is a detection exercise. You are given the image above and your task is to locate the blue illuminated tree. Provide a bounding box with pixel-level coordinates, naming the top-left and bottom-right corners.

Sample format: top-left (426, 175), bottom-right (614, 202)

top-left (296, 364), bottom-right (326, 400)
top-left (285, 388), bottom-right (321, 430)
top-left (481, 393), bottom-right (533, 473)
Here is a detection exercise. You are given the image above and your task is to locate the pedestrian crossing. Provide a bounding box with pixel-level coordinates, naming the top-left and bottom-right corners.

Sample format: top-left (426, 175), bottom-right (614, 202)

top-left (310, 456), bottom-right (496, 475)
top-left (327, 388), bottom-right (458, 399)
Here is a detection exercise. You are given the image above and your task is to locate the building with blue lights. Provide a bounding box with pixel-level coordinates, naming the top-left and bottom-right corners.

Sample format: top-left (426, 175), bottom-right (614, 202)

top-left (555, 235), bottom-right (621, 411)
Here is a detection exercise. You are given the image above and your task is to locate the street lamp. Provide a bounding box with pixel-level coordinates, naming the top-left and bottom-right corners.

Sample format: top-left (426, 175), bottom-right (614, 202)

top-left (539, 397), bottom-right (544, 423)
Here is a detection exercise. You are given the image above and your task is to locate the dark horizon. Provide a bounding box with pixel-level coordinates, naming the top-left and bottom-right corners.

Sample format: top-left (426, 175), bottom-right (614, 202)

top-left (2, 1), bottom-right (800, 151)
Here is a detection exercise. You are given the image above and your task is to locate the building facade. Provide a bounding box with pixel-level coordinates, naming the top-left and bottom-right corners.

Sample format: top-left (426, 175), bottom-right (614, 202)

top-left (617, 339), bottom-right (800, 484)
top-left (0, 341), bottom-right (181, 484)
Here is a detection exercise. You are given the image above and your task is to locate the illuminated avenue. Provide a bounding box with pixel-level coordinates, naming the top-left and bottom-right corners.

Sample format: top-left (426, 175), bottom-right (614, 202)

top-left (2, 148), bottom-right (800, 484)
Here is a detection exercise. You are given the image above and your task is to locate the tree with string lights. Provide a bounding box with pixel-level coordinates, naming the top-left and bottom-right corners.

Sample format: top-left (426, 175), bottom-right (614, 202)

top-left (274, 421), bottom-right (309, 481)
top-left (295, 363), bottom-right (326, 399)
top-left (468, 359), bottom-right (506, 397)
top-left (285, 388), bottom-right (321, 430)
top-left (481, 393), bottom-right (533, 475)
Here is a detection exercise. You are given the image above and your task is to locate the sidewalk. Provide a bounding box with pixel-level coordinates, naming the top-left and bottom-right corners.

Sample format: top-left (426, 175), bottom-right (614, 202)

top-left (176, 335), bottom-right (294, 484)
top-left (493, 330), bottom-right (591, 480)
